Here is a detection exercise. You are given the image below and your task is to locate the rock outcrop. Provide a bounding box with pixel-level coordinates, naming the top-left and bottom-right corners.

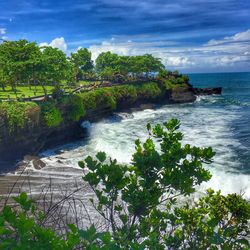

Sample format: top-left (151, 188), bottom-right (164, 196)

top-left (169, 87), bottom-right (196, 103)
top-left (192, 87), bottom-right (222, 95)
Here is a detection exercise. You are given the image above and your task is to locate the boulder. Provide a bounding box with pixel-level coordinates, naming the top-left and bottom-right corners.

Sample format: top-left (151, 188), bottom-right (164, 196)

top-left (32, 158), bottom-right (46, 170)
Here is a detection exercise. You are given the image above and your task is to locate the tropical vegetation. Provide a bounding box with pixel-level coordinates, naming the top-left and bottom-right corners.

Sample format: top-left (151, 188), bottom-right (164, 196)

top-left (0, 39), bottom-right (171, 100)
top-left (0, 120), bottom-right (249, 249)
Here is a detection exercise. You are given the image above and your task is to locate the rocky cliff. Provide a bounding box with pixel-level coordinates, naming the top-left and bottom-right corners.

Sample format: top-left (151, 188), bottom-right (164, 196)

top-left (0, 83), bottom-right (221, 169)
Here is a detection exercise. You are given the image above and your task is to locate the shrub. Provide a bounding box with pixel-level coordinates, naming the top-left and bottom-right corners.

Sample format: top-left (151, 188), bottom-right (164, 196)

top-left (0, 193), bottom-right (79, 249)
top-left (0, 120), bottom-right (249, 249)
top-left (0, 102), bottom-right (39, 133)
top-left (40, 101), bottom-right (63, 127)
top-left (60, 94), bottom-right (85, 121)
top-left (136, 82), bottom-right (163, 99)
top-left (79, 82), bottom-right (164, 113)
top-left (80, 119), bottom-right (250, 249)
top-left (80, 88), bottom-right (117, 111)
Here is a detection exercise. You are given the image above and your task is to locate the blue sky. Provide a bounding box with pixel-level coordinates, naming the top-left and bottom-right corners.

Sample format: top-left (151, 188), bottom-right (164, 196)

top-left (0, 0), bottom-right (250, 73)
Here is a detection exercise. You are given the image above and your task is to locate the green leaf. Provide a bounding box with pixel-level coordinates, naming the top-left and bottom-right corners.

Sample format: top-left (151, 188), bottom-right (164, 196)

top-left (236, 238), bottom-right (249, 246)
top-left (78, 161), bottom-right (85, 169)
top-left (96, 152), bottom-right (106, 162)
top-left (146, 123), bottom-right (151, 131)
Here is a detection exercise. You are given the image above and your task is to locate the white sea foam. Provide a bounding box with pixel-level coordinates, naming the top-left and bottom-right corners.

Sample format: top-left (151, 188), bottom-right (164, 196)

top-left (4, 96), bottom-right (249, 199)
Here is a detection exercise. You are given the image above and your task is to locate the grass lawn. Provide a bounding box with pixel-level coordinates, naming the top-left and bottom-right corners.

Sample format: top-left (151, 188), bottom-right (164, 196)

top-left (0, 86), bottom-right (55, 99)
top-left (0, 81), bottom-right (101, 99)
top-left (78, 80), bottom-right (102, 86)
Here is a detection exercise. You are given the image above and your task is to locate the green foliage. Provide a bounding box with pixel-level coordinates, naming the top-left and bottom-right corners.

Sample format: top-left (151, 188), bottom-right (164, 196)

top-left (40, 101), bottom-right (63, 127)
top-left (70, 48), bottom-right (94, 81)
top-left (0, 39), bottom-right (71, 98)
top-left (0, 120), bottom-right (249, 249)
top-left (156, 70), bottom-right (190, 90)
top-left (38, 46), bottom-right (70, 87)
top-left (0, 40), bottom-right (41, 91)
top-left (0, 101), bottom-right (39, 133)
top-left (80, 88), bottom-right (117, 111)
top-left (79, 82), bottom-right (164, 113)
top-left (60, 94), bottom-right (85, 121)
top-left (80, 119), bottom-right (249, 249)
top-left (95, 52), bottom-right (120, 73)
top-left (111, 84), bottom-right (138, 103)
top-left (165, 189), bottom-right (250, 249)
top-left (95, 52), bottom-right (164, 81)
top-left (0, 193), bottom-right (80, 250)
top-left (136, 82), bottom-right (163, 99)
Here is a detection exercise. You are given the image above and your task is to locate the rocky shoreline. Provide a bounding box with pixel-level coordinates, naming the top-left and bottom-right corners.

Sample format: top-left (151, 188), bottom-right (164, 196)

top-left (0, 86), bottom-right (221, 172)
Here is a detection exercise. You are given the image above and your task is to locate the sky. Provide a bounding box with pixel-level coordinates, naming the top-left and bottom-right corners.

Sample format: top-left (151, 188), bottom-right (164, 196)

top-left (0, 0), bottom-right (249, 73)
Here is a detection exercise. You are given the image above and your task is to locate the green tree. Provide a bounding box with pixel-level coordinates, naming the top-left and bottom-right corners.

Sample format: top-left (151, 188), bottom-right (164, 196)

top-left (70, 48), bottom-right (94, 81)
top-left (131, 54), bottom-right (164, 77)
top-left (95, 52), bottom-right (165, 81)
top-left (37, 46), bottom-right (69, 96)
top-left (0, 63), bottom-right (7, 91)
top-left (95, 52), bottom-right (119, 73)
top-left (0, 40), bottom-right (40, 94)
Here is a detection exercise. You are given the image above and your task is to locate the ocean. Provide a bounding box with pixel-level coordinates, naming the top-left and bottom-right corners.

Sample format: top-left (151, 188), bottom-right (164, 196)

top-left (1, 72), bottom-right (250, 199)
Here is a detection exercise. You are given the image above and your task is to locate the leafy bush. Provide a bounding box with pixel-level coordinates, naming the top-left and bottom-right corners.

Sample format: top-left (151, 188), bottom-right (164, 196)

top-left (0, 192), bottom-right (79, 250)
top-left (111, 84), bottom-right (138, 102)
top-left (79, 82), bottom-right (164, 113)
top-left (136, 82), bottom-right (163, 99)
top-left (79, 119), bottom-right (250, 249)
top-left (60, 94), bottom-right (85, 121)
top-left (0, 102), bottom-right (39, 133)
top-left (80, 88), bottom-right (117, 111)
top-left (40, 101), bottom-right (63, 127)
top-left (0, 120), bottom-right (249, 249)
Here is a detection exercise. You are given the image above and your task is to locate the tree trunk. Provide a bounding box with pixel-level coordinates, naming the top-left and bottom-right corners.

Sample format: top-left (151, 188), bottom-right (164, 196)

top-left (28, 80), bottom-right (31, 90)
top-left (1, 82), bottom-right (5, 91)
top-left (41, 82), bottom-right (47, 98)
top-left (13, 82), bottom-right (17, 98)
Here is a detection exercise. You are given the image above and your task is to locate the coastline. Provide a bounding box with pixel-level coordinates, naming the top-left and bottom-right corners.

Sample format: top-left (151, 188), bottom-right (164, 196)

top-left (0, 84), bottom-right (221, 173)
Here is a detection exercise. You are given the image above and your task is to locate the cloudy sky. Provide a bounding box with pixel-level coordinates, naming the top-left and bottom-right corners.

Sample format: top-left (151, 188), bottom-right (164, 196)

top-left (0, 0), bottom-right (249, 73)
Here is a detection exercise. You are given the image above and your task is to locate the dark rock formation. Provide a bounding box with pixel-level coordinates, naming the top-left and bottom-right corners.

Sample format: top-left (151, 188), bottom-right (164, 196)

top-left (0, 121), bottom-right (85, 172)
top-left (169, 87), bottom-right (196, 103)
top-left (192, 87), bottom-right (222, 95)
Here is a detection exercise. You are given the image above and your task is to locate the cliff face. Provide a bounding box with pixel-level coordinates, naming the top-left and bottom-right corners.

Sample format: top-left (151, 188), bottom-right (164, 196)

top-left (0, 122), bottom-right (85, 161)
top-left (0, 84), bottom-right (220, 167)
top-left (169, 87), bottom-right (196, 103)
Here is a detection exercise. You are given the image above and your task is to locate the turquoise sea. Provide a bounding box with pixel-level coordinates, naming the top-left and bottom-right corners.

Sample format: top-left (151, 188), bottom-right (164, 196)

top-left (189, 72), bottom-right (250, 174)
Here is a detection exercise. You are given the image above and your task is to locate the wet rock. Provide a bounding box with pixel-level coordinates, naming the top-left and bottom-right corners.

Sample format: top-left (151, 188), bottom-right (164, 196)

top-left (32, 158), bottom-right (46, 170)
top-left (139, 103), bottom-right (156, 110)
top-left (23, 155), bottom-right (46, 170)
top-left (192, 87), bottom-right (222, 95)
top-left (169, 87), bottom-right (197, 103)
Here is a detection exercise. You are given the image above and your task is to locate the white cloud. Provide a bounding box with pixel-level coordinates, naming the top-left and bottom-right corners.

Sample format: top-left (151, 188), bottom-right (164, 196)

top-left (207, 29), bottom-right (250, 46)
top-left (89, 40), bottom-right (132, 61)
top-left (163, 57), bottom-right (195, 67)
top-left (88, 29), bottom-right (250, 72)
top-left (0, 28), bottom-right (6, 35)
top-left (39, 37), bottom-right (67, 52)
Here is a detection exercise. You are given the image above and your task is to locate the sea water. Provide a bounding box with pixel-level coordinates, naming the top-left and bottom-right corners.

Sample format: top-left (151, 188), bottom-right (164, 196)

top-left (2, 72), bottom-right (250, 199)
